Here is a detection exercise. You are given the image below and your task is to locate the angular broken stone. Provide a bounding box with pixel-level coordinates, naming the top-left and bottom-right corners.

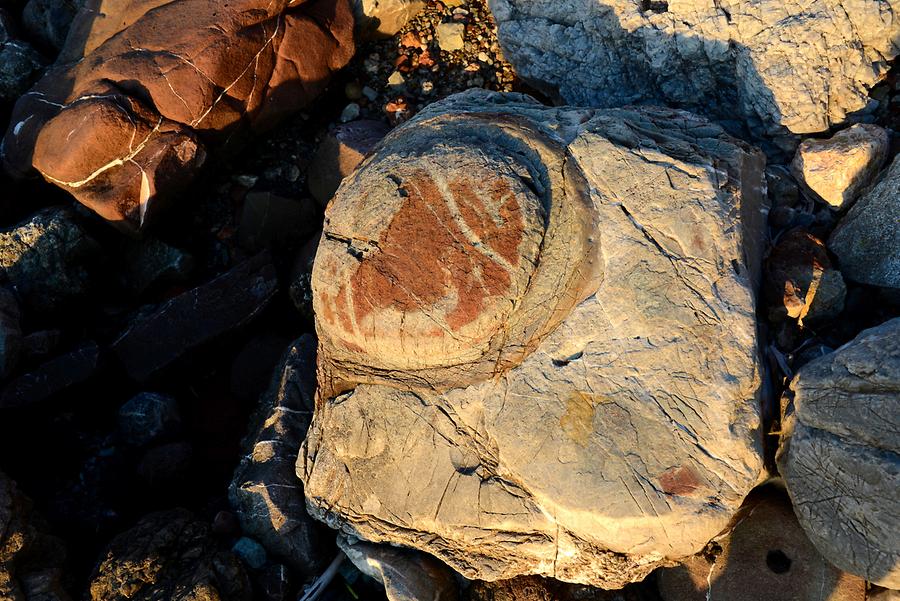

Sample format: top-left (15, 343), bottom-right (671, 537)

top-left (0, 470), bottom-right (71, 601)
top-left (777, 317), bottom-right (900, 589)
top-left (307, 120), bottom-right (391, 207)
top-left (829, 154), bottom-right (900, 291)
top-left (0, 341), bottom-right (99, 409)
top-left (0, 206), bottom-right (100, 315)
top-left (229, 334), bottom-right (328, 577)
top-left (112, 252), bottom-right (278, 382)
top-left (657, 485), bottom-right (866, 601)
top-left (21, 0), bottom-right (83, 51)
top-left (1, 0), bottom-right (355, 231)
top-left (488, 0), bottom-right (900, 141)
top-left (764, 229), bottom-right (846, 324)
top-left (790, 124), bottom-right (890, 210)
top-left (89, 509), bottom-right (252, 601)
top-left (300, 90), bottom-right (767, 587)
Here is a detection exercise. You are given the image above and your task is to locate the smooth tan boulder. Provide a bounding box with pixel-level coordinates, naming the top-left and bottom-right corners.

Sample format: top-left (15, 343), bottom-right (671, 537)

top-left (1, 0), bottom-right (355, 232)
top-left (300, 90), bottom-right (768, 588)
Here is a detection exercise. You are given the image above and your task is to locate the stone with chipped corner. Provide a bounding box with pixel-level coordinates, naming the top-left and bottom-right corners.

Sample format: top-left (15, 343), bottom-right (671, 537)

top-left (0, 469), bottom-right (71, 601)
top-left (299, 90), bottom-right (767, 588)
top-left (89, 509), bottom-right (252, 601)
top-left (791, 124), bottom-right (890, 210)
top-left (487, 0), bottom-right (900, 144)
top-left (657, 485), bottom-right (865, 601)
top-left (777, 317), bottom-right (900, 589)
top-left (354, 0), bottom-right (425, 38)
top-left (1, 0), bottom-right (355, 232)
top-left (338, 535), bottom-right (460, 601)
top-left (764, 229), bottom-right (846, 324)
top-left (229, 334), bottom-right (329, 577)
top-left (828, 154), bottom-right (900, 291)
top-left (0, 206), bottom-right (100, 316)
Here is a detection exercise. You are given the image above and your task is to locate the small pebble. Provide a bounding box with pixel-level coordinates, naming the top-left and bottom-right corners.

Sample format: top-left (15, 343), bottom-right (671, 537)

top-left (344, 81), bottom-right (363, 100)
top-left (233, 537), bottom-right (267, 570)
top-left (387, 71), bottom-right (406, 87)
top-left (340, 103), bottom-right (361, 122)
top-left (362, 86), bottom-right (378, 101)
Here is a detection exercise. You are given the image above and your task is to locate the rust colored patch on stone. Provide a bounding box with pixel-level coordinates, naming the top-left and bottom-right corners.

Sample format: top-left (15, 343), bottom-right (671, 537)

top-left (659, 465), bottom-right (702, 496)
top-left (331, 168), bottom-right (526, 335)
top-left (560, 391), bottom-right (607, 446)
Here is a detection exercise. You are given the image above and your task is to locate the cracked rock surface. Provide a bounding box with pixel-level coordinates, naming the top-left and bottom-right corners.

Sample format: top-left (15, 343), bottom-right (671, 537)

top-left (228, 334), bottom-right (329, 577)
top-left (777, 317), bottom-right (900, 589)
top-left (487, 0), bottom-right (900, 144)
top-left (299, 89), bottom-right (767, 588)
top-left (0, 0), bottom-right (356, 232)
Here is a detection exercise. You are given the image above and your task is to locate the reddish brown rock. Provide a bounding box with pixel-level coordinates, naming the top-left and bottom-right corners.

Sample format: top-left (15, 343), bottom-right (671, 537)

top-left (765, 229), bottom-right (846, 325)
top-left (1, 0), bottom-right (355, 232)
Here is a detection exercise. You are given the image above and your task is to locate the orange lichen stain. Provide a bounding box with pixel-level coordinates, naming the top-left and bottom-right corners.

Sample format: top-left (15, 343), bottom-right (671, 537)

top-left (560, 391), bottom-right (610, 446)
top-left (330, 169), bottom-right (525, 335)
top-left (658, 465), bottom-right (702, 496)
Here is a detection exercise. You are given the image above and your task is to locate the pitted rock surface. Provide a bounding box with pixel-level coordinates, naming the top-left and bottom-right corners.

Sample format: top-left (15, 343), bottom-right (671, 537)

top-left (1, 0), bottom-right (355, 231)
top-left (300, 90), bottom-right (768, 588)
top-left (777, 317), bottom-right (900, 589)
top-left (487, 0), bottom-right (900, 143)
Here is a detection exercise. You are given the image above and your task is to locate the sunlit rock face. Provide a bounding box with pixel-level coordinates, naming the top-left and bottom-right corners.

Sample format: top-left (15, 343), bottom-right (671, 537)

top-left (0, 0), bottom-right (356, 232)
top-left (777, 317), bottom-right (900, 590)
top-left (488, 0), bottom-right (900, 144)
top-left (299, 90), bottom-right (768, 588)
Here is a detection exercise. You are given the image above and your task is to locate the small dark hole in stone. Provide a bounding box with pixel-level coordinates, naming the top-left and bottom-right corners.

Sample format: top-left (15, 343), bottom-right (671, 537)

top-left (766, 550), bottom-right (791, 574)
top-left (640, 0), bottom-right (669, 12)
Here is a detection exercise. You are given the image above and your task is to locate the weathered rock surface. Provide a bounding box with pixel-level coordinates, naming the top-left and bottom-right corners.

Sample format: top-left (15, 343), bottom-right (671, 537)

top-left (0, 206), bottom-right (100, 315)
top-left (488, 0), bottom-right (900, 142)
top-left (112, 252), bottom-right (278, 382)
top-left (1, 0), bottom-right (355, 231)
top-left (0, 9), bottom-right (45, 102)
top-left (829, 153), bottom-right (900, 290)
top-left (307, 120), bottom-right (391, 207)
top-left (229, 334), bottom-right (328, 577)
top-left (791, 124), bottom-right (890, 210)
top-left (777, 317), bottom-right (900, 589)
top-left (0, 470), bottom-right (71, 601)
top-left (89, 509), bottom-right (252, 601)
top-left (338, 535), bottom-right (460, 601)
top-left (765, 229), bottom-right (846, 324)
top-left (300, 90), bottom-right (767, 587)
top-left (657, 485), bottom-right (866, 601)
